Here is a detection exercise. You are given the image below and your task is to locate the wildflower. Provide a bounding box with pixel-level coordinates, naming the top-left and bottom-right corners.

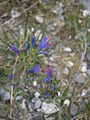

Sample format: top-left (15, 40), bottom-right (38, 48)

top-left (32, 35), bottom-right (36, 48)
top-left (44, 92), bottom-right (51, 97)
top-left (45, 67), bottom-right (52, 77)
top-left (13, 83), bottom-right (17, 89)
top-left (11, 44), bottom-right (20, 55)
top-left (51, 84), bottom-right (55, 91)
top-left (8, 73), bottom-right (13, 80)
top-left (38, 36), bottom-right (49, 51)
top-left (25, 43), bottom-right (30, 55)
top-left (44, 77), bottom-right (51, 83)
top-left (28, 64), bottom-right (40, 74)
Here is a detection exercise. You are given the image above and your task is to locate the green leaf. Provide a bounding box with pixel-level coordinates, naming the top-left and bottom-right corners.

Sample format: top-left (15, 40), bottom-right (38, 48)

top-left (47, 111), bottom-right (58, 118)
top-left (24, 18), bottom-right (28, 41)
top-left (60, 86), bottom-right (69, 106)
top-left (61, 113), bottom-right (68, 120)
top-left (73, 16), bottom-right (80, 33)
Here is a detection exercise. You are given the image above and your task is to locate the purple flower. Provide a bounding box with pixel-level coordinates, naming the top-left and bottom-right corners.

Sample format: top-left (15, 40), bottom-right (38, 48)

top-left (8, 73), bottom-right (13, 80)
top-left (32, 35), bottom-right (36, 48)
top-left (45, 67), bottom-right (52, 77)
top-left (11, 45), bottom-right (20, 55)
top-left (28, 64), bottom-right (40, 74)
top-left (13, 83), bottom-right (17, 89)
top-left (44, 77), bottom-right (51, 83)
top-left (51, 84), bottom-right (55, 91)
top-left (38, 36), bottom-right (49, 51)
top-left (44, 92), bottom-right (51, 97)
top-left (25, 43), bottom-right (30, 55)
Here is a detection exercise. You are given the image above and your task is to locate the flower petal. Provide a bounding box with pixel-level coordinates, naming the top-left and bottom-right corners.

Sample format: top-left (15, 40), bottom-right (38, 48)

top-left (38, 36), bottom-right (49, 51)
top-left (28, 64), bottom-right (40, 74)
top-left (45, 67), bottom-right (52, 77)
top-left (44, 92), bottom-right (51, 97)
top-left (11, 45), bottom-right (20, 55)
top-left (9, 73), bottom-right (13, 80)
top-left (13, 83), bottom-right (17, 89)
top-left (44, 77), bottom-right (51, 83)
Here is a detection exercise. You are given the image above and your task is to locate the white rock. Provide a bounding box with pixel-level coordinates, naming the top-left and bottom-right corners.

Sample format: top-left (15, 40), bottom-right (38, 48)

top-left (63, 47), bottom-right (72, 52)
top-left (16, 96), bottom-right (23, 101)
top-left (0, 90), bottom-right (10, 101)
top-left (33, 81), bottom-right (37, 87)
top-left (0, 84), bottom-right (10, 101)
top-left (59, 2), bottom-right (64, 7)
top-left (64, 99), bottom-right (70, 106)
top-left (42, 102), bottom-right (59, 114)
top-left (88, 29), bottom-right (90, 32)
top-left (53, 22), bottom-right (57, 27)
top-left (63, 67), bottom-right (70, 75)
top-left (20, 99), bottom-right (26, 109)
top-left (66, 61), bottom-right (74, 68)
top-left (11, 8), bottom-right (20, 19)
top-left (81, 62), bottom-right (87, 73)
top-left (83, 10), bottom-right (90, 17)
top-left (34, 98), bottom-right (42, 109)
top-left (35, 15), bottom-right (43, 24)
top-left (81, 89), bottom-right (87, 96)
top-left (70, 53), bottom-right (75, 57)
top-left (57, 91), bottom-right (61, 97)
top-left (34, 91), bottom-right (40, 98)
top-left (31, 27), bottom-right (34, 32)
top-left (52, 10), bottom-right (58, 14)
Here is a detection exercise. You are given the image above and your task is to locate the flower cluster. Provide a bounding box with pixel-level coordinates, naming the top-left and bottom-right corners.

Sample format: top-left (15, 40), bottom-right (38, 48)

top-left (9, 34), bottom-right (55, 98)
top-left (44, 67), bottom-right (55, 92)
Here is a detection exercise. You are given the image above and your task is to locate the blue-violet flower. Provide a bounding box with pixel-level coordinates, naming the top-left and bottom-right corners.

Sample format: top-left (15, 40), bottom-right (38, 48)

top-left (44, 77), bottom-right (51, 83)
top-left (11, 45), bottom-right (20, 55)
top-left (45, 67), bottom-right (52, 77)
top-left (28, 64), bottom-right (40, 74)
top-left (38, 36), bottom-right (49, 51)
top-left (9, 73), bottom-right (13, 80)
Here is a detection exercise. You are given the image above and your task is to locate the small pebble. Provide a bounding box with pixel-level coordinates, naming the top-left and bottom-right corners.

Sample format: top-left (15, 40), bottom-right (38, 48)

top-left (34, 91), bottom-right (40, 98)
top-left (81, 89), bottom-right (87, 96)
top-left (20, 99), bottom-right (26, 109)
top-left (63, 47), bottom-right (72, 52)
top-left (63, 67), bottom-right (70, 75)
top-left (71, 104), bottom-right (78, 117)
top-left (81, 62), bottom-right (87, 73)
top-left (64, 99), bottom-right (70, 106)
top-left (35, 15), bottom-right (43, 24)
top-left (83, 10), bottom-right (90, 17)
top-left (11, 8), bottom-right (20, 19)
top-left (33, 81), bottom-right (37, 87)
top-left (42, 102), bottom-right (59, 114)
top-left (66, 61), bottom-right (74, 68)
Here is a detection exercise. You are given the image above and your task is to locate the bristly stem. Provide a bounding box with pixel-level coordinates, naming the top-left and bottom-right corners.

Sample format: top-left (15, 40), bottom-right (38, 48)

top-left (10, 55), bottom-right (19, 118)
top-left (10, 37), bottom-right (22, 118)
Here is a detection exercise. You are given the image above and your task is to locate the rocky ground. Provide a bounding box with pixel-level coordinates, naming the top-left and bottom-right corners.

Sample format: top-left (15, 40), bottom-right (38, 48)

top-left (0, 0), bottom-right (90, 120)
